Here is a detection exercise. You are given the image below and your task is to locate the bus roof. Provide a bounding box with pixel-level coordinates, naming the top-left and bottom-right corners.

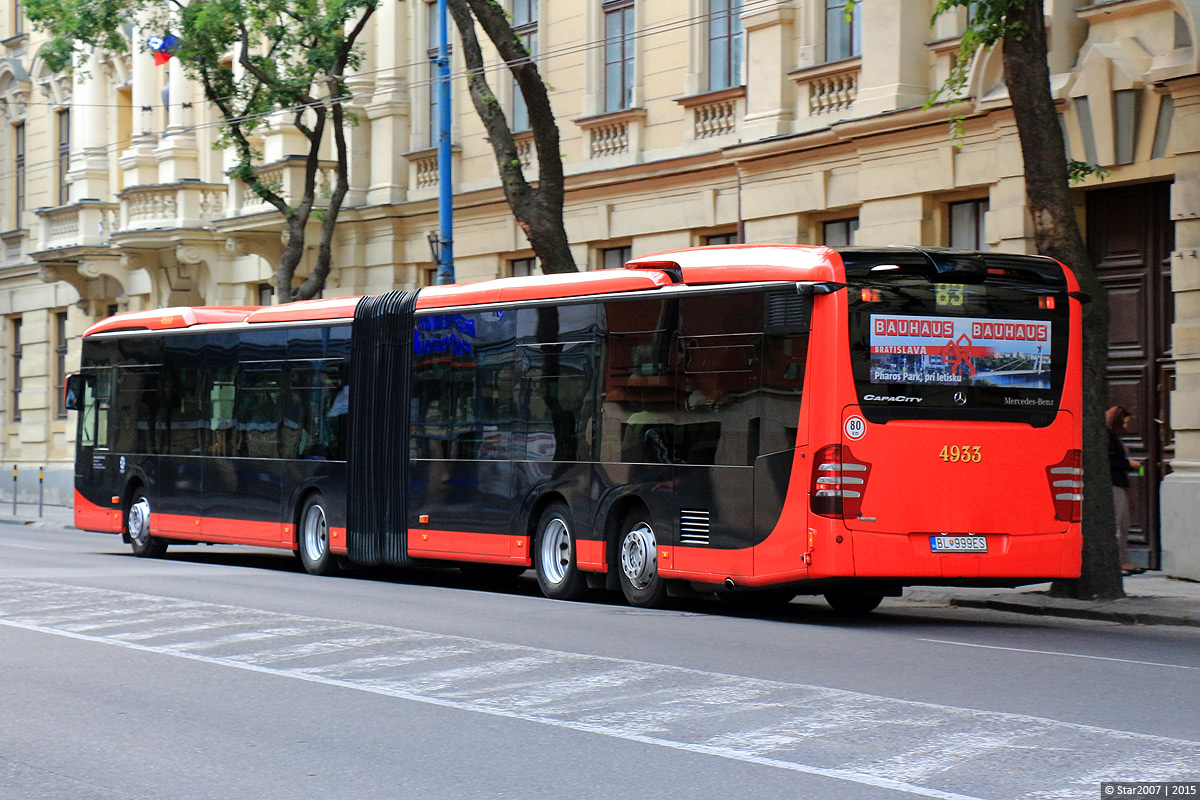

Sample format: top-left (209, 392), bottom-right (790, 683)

top-left (83, 244), bottom-right (845, 336)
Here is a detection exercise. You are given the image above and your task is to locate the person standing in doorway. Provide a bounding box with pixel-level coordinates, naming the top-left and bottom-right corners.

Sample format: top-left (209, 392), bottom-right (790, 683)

top-left (1106, 405), bottom-right (1143, 575)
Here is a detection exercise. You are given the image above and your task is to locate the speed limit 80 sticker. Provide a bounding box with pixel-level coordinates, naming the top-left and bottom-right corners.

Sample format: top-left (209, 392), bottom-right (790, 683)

top-left (844, 415), bottom-right (867, 440)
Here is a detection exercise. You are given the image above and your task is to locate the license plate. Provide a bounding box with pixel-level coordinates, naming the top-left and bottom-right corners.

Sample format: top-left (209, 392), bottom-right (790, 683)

top-left (930, 535), bottom-right (987, 553)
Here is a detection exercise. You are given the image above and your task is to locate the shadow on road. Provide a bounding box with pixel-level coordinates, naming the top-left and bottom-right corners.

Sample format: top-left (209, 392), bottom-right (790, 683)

top-left (92, 544), bottom-right (1054, 631)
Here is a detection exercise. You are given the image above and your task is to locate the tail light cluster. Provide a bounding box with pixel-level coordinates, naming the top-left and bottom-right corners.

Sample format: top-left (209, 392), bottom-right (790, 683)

top-left (1047, 449), bottom-right (1083, 522)
top-left (811, 445), bottom-right (872, 519)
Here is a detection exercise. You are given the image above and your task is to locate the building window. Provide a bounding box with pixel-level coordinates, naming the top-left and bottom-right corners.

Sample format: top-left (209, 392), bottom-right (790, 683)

top-left (57, 109), bottom-right (70, 205)
top-left (823, 218), bottom-right (859, 246)
top-left (602, 245), bottom-right (632, 269)
top-left (603, 0), bottom-right (635, 112)
top-left (422, 266), bottom-right (439, 286)
top-left (13, 123), bottom-right (25, 225)
top-left (13, 0), bottom-right (22, 35)
top-left (257, 283), bottom-right (274, 305)
top-left (1074, 97), bottom-right (1098, 167)
top-left (705, 232), bottom-right (740, 246)
top-left (11, 317), bottom-right (21, 423)
top-left (55, 311), bottom-right (68, 419)
top-left (824, 0), bottom-right (861, 62)
top-left (510, 257), bottom-right (539, 277)
top-left (1114, 89), bottom-right (1140, 166)
top-left (511, 0), bottom-right (538, 132)
top-left (949, 200), bottom-right (989, 250)
top-left (1152, 96), bottom-right (1174, 160)
top-left (708, 0), bottom-right (743, 91)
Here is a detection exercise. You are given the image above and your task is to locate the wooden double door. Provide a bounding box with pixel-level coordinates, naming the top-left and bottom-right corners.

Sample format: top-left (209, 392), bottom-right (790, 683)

top-left (1087, 182), bottom-right (1174, 569)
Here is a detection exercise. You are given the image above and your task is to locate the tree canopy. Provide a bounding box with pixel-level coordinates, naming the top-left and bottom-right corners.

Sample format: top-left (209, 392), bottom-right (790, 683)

top-left (26, 0), bottom-right (377, 302)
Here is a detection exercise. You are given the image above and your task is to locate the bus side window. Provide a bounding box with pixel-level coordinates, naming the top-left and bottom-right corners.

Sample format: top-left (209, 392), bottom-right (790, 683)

top-left (600, 299), bottom-right (675, 465)
top-left (78, 371), bottom-right (108, 448)
top-left (236, 366), bottom-right (283, 459)
top-left (289, 360), bottom-right (345, 460)
top-left (113, 366), bottom-right (163, 454)
top-left (93, 369), bottom-right (112, 449)
top-left (520, 341), bottom-right (595, 462)
top-left (209, 364), bottom-right (237, 457)
top-left (759, 332), bottom-right (807, 455)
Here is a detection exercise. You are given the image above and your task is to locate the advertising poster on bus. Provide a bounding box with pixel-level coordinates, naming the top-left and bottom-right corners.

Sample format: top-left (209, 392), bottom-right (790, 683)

top-left (868, 314), bottom-right (1052, 389)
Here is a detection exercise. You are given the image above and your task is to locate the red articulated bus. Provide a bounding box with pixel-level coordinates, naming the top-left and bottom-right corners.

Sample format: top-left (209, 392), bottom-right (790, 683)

top-left (68, 245), bottom-right (1083, 613)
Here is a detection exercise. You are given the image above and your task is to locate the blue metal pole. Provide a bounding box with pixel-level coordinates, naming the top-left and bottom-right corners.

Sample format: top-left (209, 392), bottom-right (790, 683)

top-left (436, 0), bottom-right (454, 284)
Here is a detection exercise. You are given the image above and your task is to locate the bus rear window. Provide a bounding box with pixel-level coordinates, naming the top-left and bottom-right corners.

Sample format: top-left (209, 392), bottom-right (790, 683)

top-left (846, 263), bottom-right (1070, 426)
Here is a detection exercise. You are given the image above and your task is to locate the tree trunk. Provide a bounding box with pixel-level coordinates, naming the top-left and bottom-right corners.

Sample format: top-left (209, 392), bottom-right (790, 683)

top-left (1001, 3), bottom-right (1123, 599)
top-left (447, 0), bottom-right (577, 273)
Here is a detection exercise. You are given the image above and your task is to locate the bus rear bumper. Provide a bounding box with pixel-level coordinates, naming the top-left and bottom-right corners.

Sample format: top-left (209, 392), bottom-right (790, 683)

top-left (847, 529), bottom-right (1083, 580)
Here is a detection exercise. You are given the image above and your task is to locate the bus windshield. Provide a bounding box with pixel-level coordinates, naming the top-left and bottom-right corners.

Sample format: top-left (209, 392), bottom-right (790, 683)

top-left (842, 251), bottom-right (1071, 427)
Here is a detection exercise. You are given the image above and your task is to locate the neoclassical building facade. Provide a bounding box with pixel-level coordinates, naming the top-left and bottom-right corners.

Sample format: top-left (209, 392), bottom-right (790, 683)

top-left (2, 0), bottom-right (1198, 576)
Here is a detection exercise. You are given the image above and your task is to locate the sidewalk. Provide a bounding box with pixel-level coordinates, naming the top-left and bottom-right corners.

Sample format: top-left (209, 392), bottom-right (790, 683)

top-left (0, 502), bottom-right (73, 528)
top-left (902, 572), bottom-right (1200, 627)
top-left (3, 504), bottom-right (1198, 627)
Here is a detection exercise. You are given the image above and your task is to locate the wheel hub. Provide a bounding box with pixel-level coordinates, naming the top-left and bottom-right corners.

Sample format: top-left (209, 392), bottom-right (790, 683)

top-left (303, 504), bottom-right (327, 559)
top-left (128, 498), bottom-right (150, 545)
top-left (620, 522), bottom-right (657, 590)
top-left (539, 518), bottom-right (571, 585)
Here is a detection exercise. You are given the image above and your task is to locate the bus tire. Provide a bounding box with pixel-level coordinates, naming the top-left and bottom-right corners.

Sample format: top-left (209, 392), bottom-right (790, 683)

top-left (534, 503), bottom-right (587, 601)
top-left (823, 588), bottom-right (884, 615)
top-left (617, 510), bottom-right (667, 608)
top-left (296, 495), bottom-right (338, 576)
top-left (126, 491), bottom-right (167, 558)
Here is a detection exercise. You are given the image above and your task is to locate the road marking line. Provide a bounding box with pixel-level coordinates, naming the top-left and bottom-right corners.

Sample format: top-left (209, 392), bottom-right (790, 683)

top-left (3, 579), bottom-right (1198, 800)
top-left (0, 616), bottom-right (988, 800)
top-left (919, 638), bottom-right (1200, 670)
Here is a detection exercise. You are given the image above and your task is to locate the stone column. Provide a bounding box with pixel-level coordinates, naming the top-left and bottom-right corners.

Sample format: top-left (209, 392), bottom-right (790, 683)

top-left (68, 49), bottom-right (111, 200)
top-left (854, 0), bottom-right (929, 116)
top-left (366, 0), bottom-right (410, 206)
top-left (120, 21), bottom-right (161, 187)
top-left (988, 118), bottom-right (1036, 254)
top-left (740, 3), bottom-right (795, 139)
top-left (155, 61), bottom-right (199, 183)
top-left (1161, 76), bottom-right (1200, 580)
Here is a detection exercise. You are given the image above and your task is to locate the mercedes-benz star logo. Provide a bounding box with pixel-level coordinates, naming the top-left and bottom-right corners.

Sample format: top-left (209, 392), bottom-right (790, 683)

top-left (953, 391), bottom-right (967, 405)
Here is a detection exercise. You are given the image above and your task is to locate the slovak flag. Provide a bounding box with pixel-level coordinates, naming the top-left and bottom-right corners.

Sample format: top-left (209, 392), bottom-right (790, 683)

top-left (148, 34), bottom-right (180, 65)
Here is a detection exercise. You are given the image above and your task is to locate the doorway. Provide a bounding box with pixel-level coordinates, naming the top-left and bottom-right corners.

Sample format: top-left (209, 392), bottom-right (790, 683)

top-left (1087, 181), bottom-right (1174, 569)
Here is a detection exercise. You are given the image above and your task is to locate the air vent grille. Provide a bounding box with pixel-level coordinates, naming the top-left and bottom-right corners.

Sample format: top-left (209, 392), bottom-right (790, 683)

top-left (680, 509), bottom-right (711, 545)
top-left (766, 291), bottom-right (810, 333)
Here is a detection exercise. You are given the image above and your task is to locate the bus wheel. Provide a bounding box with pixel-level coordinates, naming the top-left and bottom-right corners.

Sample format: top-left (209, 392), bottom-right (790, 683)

top-left (127, 492), bottom-right (167, 558)
top-left (618, 511), bottom-right (667, 608)
top-left (534, 503), bottom-right (587, 601)
top-left (297, 495), bottom-right (338, 576)
top-left (823, 588), bottom-right (884, 615)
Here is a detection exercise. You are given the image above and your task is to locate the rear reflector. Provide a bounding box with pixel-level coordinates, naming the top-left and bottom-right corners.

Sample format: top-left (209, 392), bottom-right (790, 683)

top-left (1047, 449), bottom-right (1083, 522)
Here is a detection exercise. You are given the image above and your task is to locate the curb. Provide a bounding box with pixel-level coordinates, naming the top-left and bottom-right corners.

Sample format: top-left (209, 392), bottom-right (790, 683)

top-left (950, 597), bottom-right (1199, 628)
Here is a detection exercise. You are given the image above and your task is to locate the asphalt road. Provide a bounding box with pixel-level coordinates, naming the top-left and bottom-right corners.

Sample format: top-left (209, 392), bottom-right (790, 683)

top-left (2, 523), bottom-right (1198, 800)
